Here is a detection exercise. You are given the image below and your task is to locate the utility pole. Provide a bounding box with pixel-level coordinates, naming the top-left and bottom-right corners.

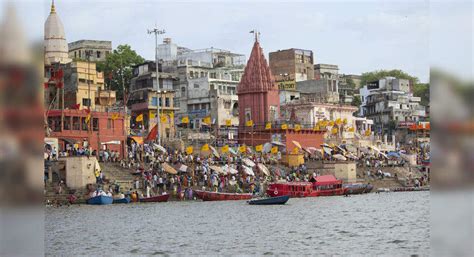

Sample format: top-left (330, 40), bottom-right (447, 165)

top-left (148, 26), bottom-right (165, 145)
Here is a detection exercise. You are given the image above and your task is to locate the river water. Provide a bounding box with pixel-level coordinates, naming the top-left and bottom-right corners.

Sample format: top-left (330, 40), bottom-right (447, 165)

top-left (46, 191), bottom-right (429, 256)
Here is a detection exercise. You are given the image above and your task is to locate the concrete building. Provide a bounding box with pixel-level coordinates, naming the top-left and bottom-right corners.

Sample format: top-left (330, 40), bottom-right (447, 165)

top-left (297, 79), bottom-right (340, 104)
top-left (128, 61), bottom-right (178, 138)
top-left (314, 63), bottom-right (339, 80)
top-left (269, 48), bottom-right (314, 82)
top-left (44, 1), bottom-right (71, 66)
top-left (68, 40), bottom-right (112, 62)
top-left (359, 77), bottom-right (426, 135)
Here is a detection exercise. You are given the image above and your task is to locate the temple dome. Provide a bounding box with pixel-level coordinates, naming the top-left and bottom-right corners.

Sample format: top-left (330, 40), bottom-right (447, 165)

top-left (44, 1), bottom-right (70, 65)
top-left (0, 3), bottom-right (30, 65)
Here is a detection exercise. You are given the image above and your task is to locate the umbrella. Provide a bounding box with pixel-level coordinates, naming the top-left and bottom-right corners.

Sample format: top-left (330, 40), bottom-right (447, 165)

top-left (302, 147), bottom-right (312, 155)
top-left (292, 140), bottom-right (302, 149)
top-left (263, 142), bottom-right (273, 153)
top-left (271, 141), bottom-right (285, 147)
top-left (332, 154), bottom-right (347, 161)
top-left (228, 148), bottom-right (237, 155)
top-left (387, 152), bottom-right (401, 158)
top-left (322, 146), bottom-right (333, 155)
top-left (246, 146), bottom-right (254, 154)
top-left (176, 164), bottom-right (188, 173)
top-left (209, 165), bottom-right (225, 174)
top-left (343, 144), bottom-right (358, 153)
top-left (209, 145), bottom-right (220, 158)
top-left (223, 165), bottom-right (238, 174)
top-left (153, 143), bottom-right (167, 153)
top-left (162, 162), bottom-right (177, 175)
top-left (242, 158), bottom-right (256, 167)
top-left (257, 163), bottom-right (270, 176)
top-left (243, 165), bottom-right (254, 176)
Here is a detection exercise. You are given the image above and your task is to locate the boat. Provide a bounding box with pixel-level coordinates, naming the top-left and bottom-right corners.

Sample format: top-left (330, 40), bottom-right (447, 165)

top-left (248, 195), bottom-right (290, 205)
top-left (139, 194), bottom-right (170, 203)
top-left (194, 190), bottom-right (253, 201)
top-left (343, 183), bottom-right (373, 195)
top-left (266, 175), bottom-right (346, 198)
top-left (87, 195), bottom-right (113, 205)
top-left (113, 197), bottom-right (131, 204)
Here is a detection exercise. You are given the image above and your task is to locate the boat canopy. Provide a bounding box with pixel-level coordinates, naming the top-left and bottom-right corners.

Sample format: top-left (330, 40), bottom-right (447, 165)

top-left (314, 175), bottom-right (342, 186)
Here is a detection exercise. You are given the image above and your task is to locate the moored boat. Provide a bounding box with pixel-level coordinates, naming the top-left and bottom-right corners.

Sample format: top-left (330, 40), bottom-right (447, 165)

top-left (87, 195), bottom-right (113, 205)
top-left (194, 190), bottom-right (253, 201)
top-left (139, 194), bottom-right (170, 203)
top-left (266, 175), bottom-right (346, 198)
top-left (113, 197), bottom-right (131, 204)
top-left (343, 183), bottom-right (373, 195)
top-left (248, 195), bottom-right (290, 205)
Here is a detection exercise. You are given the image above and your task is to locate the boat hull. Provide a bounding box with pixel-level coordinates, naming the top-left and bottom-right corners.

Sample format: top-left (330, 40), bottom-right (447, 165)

top-left (195, 190), bottom-right (253, 201)
top-left (248, 195), bottom-right (290, 205)
top-left (87, 195), bottom-right (113, 205)
top-left (113, 197), bottom-right (131, 204)
top-left (139, 194), bottom-right (170, 203)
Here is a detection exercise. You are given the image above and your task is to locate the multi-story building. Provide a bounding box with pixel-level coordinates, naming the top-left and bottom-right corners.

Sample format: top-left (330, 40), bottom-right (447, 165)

top-left (297, 79), bottom-right (340, 104)
top-left (68, 40), bottom-right (112, 62)
top-left (359, 77), bottom-right (426, 135)
top-left (269, 48), bottom-right (314, 82)
top-left (128, 61), bottom-right (178, 138)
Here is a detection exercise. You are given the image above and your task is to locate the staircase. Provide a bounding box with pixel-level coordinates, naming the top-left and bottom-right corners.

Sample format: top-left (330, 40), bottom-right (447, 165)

top-left (100, 162), bottom-right (137, 192)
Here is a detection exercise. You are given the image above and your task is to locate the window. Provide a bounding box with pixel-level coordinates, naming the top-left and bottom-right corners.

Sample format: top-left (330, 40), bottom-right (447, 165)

top-left (107, 119), bottom-right (113, 129)
top-left (159, 98), bottom-right (162, 107)
top-left (82, 98), bottom-right (91, 107)
top-left (81, 117), bottom-right (88, 131)
top-left (181, 87), bottom-right (186, 93)
top-left (190, 71), bottom-right (194, 78)
top-left (165, 97), bottom-right (170, 107)
top-left (194, 84), bottom-right (199, 89)
top-left (79, 51), bottom-right (81, 58)
top-left (224, 101), bottom-right (231, 109)
top-left (96, 51), bottom-right (101, 59)
top-left (73, 117), bottom-right (80, 130)
top-left (63, 116), bottom-right (71, 130)
top-left (74, 51), bottom-right (77, 58)
top-left (92, 118), bottom-right (99, 131)
top-left (210, 73), bottom-right (216, 79)
top-left (151, 97), bottom-right (158, 106)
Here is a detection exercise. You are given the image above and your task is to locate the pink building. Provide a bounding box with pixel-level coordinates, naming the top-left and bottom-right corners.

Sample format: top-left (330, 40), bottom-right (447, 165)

top-left (237, 37), bottom-right (280, 126)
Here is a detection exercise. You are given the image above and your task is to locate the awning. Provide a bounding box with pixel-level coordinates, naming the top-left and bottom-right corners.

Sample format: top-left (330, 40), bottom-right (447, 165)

top-left (271, 141), bottom-right (285, 147)
top-left (243, 165), bottom-right (254, 176)
top-left (162, 162), bottom-right (177, 175)
top-left (209, 165), bottom-right (225, 174)
top-left (60, 138), bottom-right (77, 146)
top-left (209, 145), bottom-right (220, 158)
top-left (153, 143), bottom-right (167, 153)
top-left (292, 140), bottom-right (302, 149)
top-left (130, 136), bottom-right (144, 145)
top-left (101, 140), bottom-right (121, 145)
top-left (314, 175), bottom-right (340, 186)
top-left (242, 158), bottom-right (256, 167)
top-left (257, 163), bottom-right (270, 176)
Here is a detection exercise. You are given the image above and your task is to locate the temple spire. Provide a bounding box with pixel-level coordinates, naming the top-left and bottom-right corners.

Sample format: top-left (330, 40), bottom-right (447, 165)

top-left (50, 0), bottom-right (56, 14)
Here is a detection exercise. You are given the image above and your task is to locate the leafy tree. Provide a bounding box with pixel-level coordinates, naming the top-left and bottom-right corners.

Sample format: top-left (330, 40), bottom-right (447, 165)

top-left (360, 69), bottom-right (419, 86)
top-left (412, 83), bottom-right (430, 106)
top-left (96, 45), bottom-right (145, 99)
top-left (346, 78), bottom-right (356, 89)
top-left (351, 95), bottom-right (361, 107)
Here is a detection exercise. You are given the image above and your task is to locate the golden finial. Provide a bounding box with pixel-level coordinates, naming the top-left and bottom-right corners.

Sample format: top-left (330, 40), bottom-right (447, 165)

top-left (51, 0), bottom-right (56, 14)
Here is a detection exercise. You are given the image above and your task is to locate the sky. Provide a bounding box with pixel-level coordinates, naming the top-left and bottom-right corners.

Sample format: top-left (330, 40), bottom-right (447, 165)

top-left (2, 0), bottom-right (473, 83)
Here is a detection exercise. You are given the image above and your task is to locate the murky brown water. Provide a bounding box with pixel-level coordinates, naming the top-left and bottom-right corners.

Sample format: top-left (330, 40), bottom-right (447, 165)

top-left (46, 191), bottom-right (429, 256)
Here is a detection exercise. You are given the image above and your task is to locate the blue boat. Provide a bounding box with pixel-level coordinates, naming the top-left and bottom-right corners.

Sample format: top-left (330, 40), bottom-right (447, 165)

top-left (113, 197), bottom-right (131, 204)
top-left (86, 195), bottom-right (113, 205)
top-left (248, 195), bottom-right (290, 205)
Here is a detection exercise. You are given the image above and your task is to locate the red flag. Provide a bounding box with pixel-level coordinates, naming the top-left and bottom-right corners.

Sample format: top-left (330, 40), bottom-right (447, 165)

top-left (55, 68), bottom-right (64, 81)
top-left (146, 124), bottom-right (158, 141)
top-left (84, 108), bottom-right (91, 114)
top-left (44, 82), bottom-right (49, 89)
top-left (56, 81), bottom-right (64, 89)
top-left (70, 103), bottom-right (80, 109)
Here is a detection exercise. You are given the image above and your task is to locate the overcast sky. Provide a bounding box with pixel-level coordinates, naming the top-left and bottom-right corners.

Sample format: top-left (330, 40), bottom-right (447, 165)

top-left (2, 0), bottom-right (473, 83)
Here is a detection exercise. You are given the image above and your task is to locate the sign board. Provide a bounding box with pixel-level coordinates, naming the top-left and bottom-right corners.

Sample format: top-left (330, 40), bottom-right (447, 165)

top-left (277, 80), bottom-right (296, 91)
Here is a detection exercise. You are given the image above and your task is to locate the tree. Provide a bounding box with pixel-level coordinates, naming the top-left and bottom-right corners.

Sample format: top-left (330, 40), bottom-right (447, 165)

top-left (96, 44), bottom-right (145, 100)
top-left (346, 77), bottom-right (356, 89)
top-left (412, 83), bottom-right (430, 106)
top-left (360, 69), bottom-right (419, 86)
top-left (351, 95), bottom-right (361, 107)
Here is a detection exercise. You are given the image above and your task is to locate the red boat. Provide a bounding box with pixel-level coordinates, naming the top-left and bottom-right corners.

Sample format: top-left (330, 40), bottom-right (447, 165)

top-left (267, 175), bottom-right (346, 198)
top-left (194, 190), bottom-right (253, 201)
top-left (139, 194), bottom-right (170, 203)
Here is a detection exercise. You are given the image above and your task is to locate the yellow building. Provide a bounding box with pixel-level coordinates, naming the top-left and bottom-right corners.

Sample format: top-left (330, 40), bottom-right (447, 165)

top-left (129, 89), bottom-right (177, 139)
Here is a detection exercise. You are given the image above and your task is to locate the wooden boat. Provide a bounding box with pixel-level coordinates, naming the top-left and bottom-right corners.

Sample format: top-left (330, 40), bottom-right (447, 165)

top-left (113, 197), bottom-right (131, 204)
top-left (194, 190), bottom-right (253, 201)
top-left (248, 195), bottom-right (290, 205)
top-left (343, 183), bottom-right (373, 195)
top-left (267, 175), bottom-right (346, 198)
top-left (139, 194), bottom-right (170, 203)
top-left (87, 195), bottom-right (113, 205)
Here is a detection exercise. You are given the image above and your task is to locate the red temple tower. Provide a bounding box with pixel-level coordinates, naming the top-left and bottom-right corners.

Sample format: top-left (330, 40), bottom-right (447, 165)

top-left (237, 35), bottom-right (280, 126)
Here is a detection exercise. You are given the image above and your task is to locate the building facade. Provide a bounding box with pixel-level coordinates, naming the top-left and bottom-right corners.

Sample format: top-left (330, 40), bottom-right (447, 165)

top-left (68, 40), bottom-right (112, 62)
top-left (269, 48), bottom-right (314, 82)
top-left (44, 1), bottom-right (71, 66)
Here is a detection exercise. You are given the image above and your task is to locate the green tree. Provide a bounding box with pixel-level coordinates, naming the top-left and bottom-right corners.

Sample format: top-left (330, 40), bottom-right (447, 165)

top-left (351, 95), bottom-right (361, 107)
top-left (96, 44), bottom-right (145, 100)
top-left (412, 83), bottom-right (430, 106)
top-left (346, 78), bottom-right (356, 89)
top-left (360, 69), bottom-right (419, 86)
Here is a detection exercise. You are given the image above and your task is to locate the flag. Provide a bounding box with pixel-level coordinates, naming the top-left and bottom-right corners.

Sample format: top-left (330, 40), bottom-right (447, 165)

top-left (70, 103), bottom-right (80, 110)
top-left (348, 127), bottom-right (355, 132)
top-left (271, 146), bottom-right (278, 154)
top-left (365, 129), bottom-right (371, 136)
top-left (135, 114), bottom-right (143, 122)
top-left (146, 125), bottom-right (158, 141)
top-left (331, 127), bottom-right (338, 134)
top-left (294, 124), bottom-right (301, 132)
top-left (343, 118), bottom-right (348, 124)
top-left (203, 116), bottom-right (211, 125)
top-left (201, 144), bottom-right (209, 151)
top-left (85, 113), bottom-right (91, 124)
top-left (335, 118), bottom-right (342, 125)
top-left (255, 144), bottom-right (263, 152)
top-left (246, 120), bottom-right (254, 127)
top-left (225, 119), bottom-right (232, 126)
top-left (222, 145), bottom-right (229, 153)
top-left (281, 124), bottom-right (288, 130)
top-left (292, 147), bottom-right (299, 154)
top-left (186, 146), bottom-right (193, 155)
top-left (181, 116), bottom-right (189, 124)
top-left (169, 112), bottom-right (174, 120)
top-left (329, 121), bottom-right (335, 126)
top-left (239, 145), bottom-right (246, 153)
top-left (111, 113), bottom-right (119, 120)
top-left (160, 115), bottom-right (168, 123)
top-left (265, 122), bottom-right (272, 130)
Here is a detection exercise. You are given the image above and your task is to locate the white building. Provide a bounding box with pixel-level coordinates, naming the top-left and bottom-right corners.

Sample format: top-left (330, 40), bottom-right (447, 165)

top-left (44, 1), bottom-right (71, 65)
